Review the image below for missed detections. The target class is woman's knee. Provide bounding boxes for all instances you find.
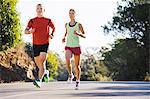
[75,65,80,70]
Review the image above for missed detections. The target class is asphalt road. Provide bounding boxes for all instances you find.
[0,81,150,99]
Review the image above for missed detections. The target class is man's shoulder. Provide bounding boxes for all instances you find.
[43,17,51,21]
[31,17,37,20]
[30,17,51,22]
[28,17,37,23]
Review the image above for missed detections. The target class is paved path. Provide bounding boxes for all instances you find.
[0,81,150,99]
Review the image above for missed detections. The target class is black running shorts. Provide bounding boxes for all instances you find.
[33,43,49,57]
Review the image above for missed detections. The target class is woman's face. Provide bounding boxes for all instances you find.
[69,10,75,20]
[36,5,44,15]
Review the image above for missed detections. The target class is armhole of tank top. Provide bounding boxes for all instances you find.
[76,22,80,31]
[66,23,69,28]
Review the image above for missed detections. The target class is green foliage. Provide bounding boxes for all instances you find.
[56,59,68,81]
[56,52,112,81]
[102,0,149,81]
[0,0,21,51]
[102,38,148,80]
[55,53,69,81]
[103,1,149,39]
[46,52,59,80]
[80,55,112,81]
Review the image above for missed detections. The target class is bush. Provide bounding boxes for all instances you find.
[0,0,21,51]
[80,55,111,81]
[46,52,59,80]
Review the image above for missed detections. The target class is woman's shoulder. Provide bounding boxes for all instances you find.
[65,22,69,27]
[77,22,81,25]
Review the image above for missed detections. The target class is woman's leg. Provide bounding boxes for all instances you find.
[65,50,73,75]
[74,55,81,81]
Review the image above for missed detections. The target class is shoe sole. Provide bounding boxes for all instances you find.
[75,87,79,90]
[33,81,41,88]
[67,75,74,83]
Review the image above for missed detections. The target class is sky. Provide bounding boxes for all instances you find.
[17,0,122,55]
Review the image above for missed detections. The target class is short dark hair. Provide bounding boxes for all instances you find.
[37,4,42,6]
[69,9,75,13]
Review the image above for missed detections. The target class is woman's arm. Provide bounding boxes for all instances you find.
[74,23,86,38]
[79,23,85,34]
[62,23,67,43]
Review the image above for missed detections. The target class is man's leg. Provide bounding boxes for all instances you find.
[34,52,47,79]
[33,44,48,87]
[33,55,42,88]
[38,52,47,80]
[34,56,40,79]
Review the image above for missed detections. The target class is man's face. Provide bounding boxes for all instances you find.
[36,5,44,15]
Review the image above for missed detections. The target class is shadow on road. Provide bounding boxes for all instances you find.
[72,92,150,97]
[71,82,150,97]
[96,85,150,90]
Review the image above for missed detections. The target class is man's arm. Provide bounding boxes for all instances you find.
[25,27,35,34]
[25,27,31,34]
[25,19,34,34]
[49,20,55,36]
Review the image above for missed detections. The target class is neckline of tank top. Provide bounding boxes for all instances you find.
[69,22,77,27]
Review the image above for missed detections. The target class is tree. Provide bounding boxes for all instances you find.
[80,53,111,81]
[56,56,68,81]
[102,38,147,80]
[102,0,149,80]
[0,0,21,51]
[103,0,149,67]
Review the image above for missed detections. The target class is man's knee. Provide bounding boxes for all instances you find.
[40,57,46,63]
[39,52,47,62]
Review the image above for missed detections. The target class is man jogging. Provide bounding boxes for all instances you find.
[25,4,55,88]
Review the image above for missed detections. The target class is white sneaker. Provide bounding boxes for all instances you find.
[75,81,80,90]
[67,74,74,83]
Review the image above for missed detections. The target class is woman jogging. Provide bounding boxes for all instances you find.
[62,9,86,90]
